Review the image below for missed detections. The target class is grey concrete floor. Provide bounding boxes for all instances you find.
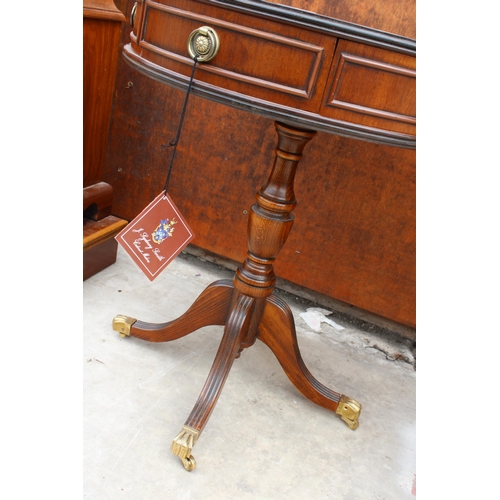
[83,247,416,499]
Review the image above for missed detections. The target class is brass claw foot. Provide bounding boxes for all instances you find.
[171,425,200,471]
[335,395,362,430]
[112,315,137,337]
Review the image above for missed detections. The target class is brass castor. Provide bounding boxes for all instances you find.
[180,455,196,471]
[335,395,362,430]
[171,425,199,471]
[112,315,136,337]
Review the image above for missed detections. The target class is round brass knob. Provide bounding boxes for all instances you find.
[187,26,220,63]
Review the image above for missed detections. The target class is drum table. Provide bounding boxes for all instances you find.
[112,0,416,471]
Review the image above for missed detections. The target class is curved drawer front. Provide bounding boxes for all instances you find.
[133,0,335,110]
[322,40,416,137]
[127,0,416,148]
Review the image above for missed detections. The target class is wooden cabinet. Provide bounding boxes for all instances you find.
[83,0,127,280]
[84,0,127,187]
[103,0,416,335]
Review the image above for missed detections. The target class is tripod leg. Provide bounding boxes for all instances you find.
[171,293,255,470]
[257,294,361,430]
[112,279,233,342]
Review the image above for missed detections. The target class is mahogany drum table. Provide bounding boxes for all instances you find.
[112,0,416,471]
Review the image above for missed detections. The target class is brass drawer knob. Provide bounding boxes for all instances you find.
[187,26,220,62]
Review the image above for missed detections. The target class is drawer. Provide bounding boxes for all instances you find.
[321,40,416,136]
[130,0,337,113]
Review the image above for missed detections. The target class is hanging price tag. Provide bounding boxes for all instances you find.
[115,191,195,281]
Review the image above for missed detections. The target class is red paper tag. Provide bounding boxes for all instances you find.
[115,192,195,281]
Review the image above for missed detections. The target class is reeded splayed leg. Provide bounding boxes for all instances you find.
[171,292,255,470]
[112,279,234,342]
[257,294,361,430]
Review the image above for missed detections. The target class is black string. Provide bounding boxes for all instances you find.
[163,56,199,194]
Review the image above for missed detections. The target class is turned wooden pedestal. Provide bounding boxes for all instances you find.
[113,122,361,470]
